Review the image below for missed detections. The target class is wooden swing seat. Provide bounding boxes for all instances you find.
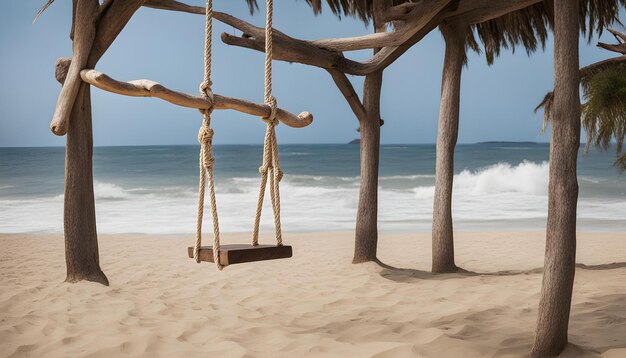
[188,244,292,267]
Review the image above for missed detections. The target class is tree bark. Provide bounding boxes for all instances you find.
[353,71,383,263]
[58,70,109,286]
[353,0,386,263]
[531,0,580,356]
[431,20,465,273]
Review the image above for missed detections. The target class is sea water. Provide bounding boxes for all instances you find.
[0,143,624,234]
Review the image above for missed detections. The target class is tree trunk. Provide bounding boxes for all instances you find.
[353,71,383,263]
[57,60,109,286]
[531,0,580,355]
[431,21,465,273]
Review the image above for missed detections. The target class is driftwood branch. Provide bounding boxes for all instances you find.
[88,0,148,66]
[145,0,543,76]
[50,0,98,136]
[597,29,626,55]
[310,0,453,52]
[80,69,313,128]
[55,57,72,84]
[327,69,367,122]
[447,0,543,24]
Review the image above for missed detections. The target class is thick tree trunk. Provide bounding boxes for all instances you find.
[352,3,386,264]
[431,21,465,273]
[56,60,108,286]
[531,0,580,356]
[353,71,383,263]
[64,84,109,285]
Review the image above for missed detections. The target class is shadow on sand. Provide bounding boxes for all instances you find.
[375,259,626,283]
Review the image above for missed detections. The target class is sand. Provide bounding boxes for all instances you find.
[1,231,625,357]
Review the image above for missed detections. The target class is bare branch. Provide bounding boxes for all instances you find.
[80,69,313,128]
[55,57,72,84]
[447,0,543,24]
[88,0,148,66]
[33,0,56,24]
[143,0,203,14]
[50,0,99,136]
[598,29,626,55]
[327,69,367,122]
[311,0,453,52]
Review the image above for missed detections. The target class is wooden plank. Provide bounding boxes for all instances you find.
[188,244,292,267]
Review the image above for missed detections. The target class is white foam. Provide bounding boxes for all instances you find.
[94,181,131,200]
[454,161,549,196]
[1,162,624,234]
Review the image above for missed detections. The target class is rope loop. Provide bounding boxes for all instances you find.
[259,164,271,175]
[199,80,214,100]
[262,96,278,125]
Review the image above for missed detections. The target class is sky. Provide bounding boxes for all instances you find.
[0,1,624,147]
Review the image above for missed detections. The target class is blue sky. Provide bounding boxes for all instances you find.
[0,1,624,146]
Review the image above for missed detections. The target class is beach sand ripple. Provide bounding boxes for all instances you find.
[0,232,625,357]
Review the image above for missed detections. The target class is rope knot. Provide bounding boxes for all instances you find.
[199,80,214,102]
[275,167,283,181]
[259,164,271,175]
[198,124,214,145]
[262,96,278,125]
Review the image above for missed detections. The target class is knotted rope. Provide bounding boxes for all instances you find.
[194,0,223,270]
[252,0,283,247]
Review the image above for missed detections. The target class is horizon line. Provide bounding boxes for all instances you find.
[0,141,554,149]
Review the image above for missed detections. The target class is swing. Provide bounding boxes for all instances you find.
[188,0,292,269]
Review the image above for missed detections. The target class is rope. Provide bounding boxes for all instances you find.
[252,0,283,247]
[194,0,223,270]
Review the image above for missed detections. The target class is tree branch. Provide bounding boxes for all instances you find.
[50,0,99,136]
[88,0,148,66]
[447,0,543,24]
[597,29,626,55]
[310,0,453,52]
[327,69,367,122]
[80,69,313,128]
[141,0,543,77]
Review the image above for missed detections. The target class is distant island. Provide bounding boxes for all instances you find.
[349,139,360,144]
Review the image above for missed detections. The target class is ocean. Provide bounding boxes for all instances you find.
[0,143,624,234]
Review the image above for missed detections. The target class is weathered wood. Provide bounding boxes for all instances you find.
[80,69,313,128]
[531,0,581,355]
[327,69,367,122]
[188,245,293,266]
[88,0,148,67]
[353,2,387,264]
[310,0,453,52]
[50,0,98,136]
[55,57,72,84]
[56,60,109,285]
[447,0,542,24]
[431,20,466,274]
[597,29,626,55]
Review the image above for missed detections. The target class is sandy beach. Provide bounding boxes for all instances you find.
[0,231,624,357]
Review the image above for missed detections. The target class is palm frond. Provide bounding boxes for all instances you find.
[535,91,554,135]
[615,152,626,171]
[581,66,626,169]
[469,0,626,65]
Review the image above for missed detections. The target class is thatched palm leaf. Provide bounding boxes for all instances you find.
[536,65,626,170]
[582,66,626,168]
[467,0,625,64]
